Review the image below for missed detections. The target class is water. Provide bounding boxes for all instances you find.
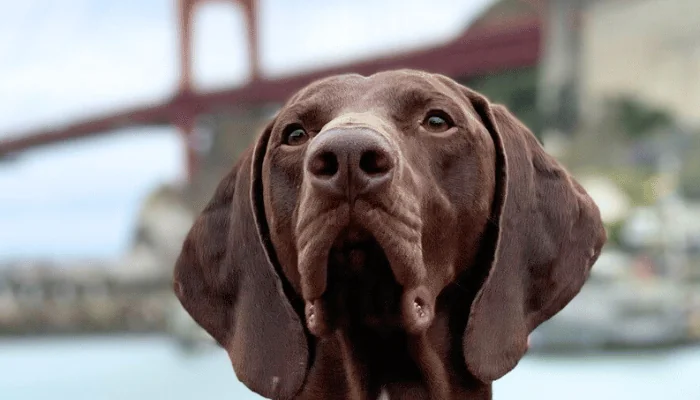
[1,335,698,400]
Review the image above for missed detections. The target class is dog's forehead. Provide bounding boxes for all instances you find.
[286,70,455,111]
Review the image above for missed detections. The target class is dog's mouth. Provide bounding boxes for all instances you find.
[325,227,402,328]
[298,212,434,337]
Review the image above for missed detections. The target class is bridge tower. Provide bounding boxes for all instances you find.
[176,0,260,180]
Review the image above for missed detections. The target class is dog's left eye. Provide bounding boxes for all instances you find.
[283,126,309,146]
[422,111,454,133]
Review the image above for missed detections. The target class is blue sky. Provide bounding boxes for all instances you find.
[0,0,493,261]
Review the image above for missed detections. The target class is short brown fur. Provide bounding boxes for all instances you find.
[173,70,606,400]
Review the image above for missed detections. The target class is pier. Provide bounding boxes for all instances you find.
[0,263,174,336]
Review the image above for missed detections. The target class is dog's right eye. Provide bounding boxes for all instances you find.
[421,110,454,133]
[283,126,309,146]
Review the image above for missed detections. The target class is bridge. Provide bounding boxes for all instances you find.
[0,0,545,179]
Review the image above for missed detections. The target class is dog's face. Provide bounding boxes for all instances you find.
[262,71,496,336]
[173,70,607,400]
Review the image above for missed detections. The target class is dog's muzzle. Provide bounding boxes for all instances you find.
[298,126,435,337]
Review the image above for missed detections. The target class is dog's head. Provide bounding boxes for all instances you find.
[173,70,606,399]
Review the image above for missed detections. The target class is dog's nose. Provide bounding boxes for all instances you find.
[306,128,395,200]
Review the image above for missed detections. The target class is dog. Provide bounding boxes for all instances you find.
[173,70,606,399]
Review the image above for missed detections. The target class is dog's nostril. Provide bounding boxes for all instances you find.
[309,151,339,177]
[413,297,427,318]
[359,150,392,176]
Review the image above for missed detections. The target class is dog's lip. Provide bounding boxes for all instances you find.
[295,198,425,300]
[313,224,436,336]
[298,207,436,336]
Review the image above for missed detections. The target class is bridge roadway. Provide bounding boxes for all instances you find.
[0,18,541,161]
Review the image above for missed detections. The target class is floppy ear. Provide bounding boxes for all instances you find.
[173,122,309,400]
[461,89,607,382]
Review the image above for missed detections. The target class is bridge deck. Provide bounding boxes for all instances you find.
[0,18,541,157]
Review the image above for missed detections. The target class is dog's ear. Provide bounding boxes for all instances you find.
[461,89,606,382]
[173,121,309,400]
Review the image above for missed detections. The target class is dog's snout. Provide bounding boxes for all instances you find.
[306,128,395,199]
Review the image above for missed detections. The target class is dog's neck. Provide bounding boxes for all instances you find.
[299,311,492,400]
[377,382,492,400]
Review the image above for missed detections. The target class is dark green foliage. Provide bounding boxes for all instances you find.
[605,97,674,139]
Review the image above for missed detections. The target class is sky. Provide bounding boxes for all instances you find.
[0,0,493,262]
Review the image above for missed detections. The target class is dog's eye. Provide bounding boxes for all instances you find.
[283,126,309,146]
[422,111,454,133]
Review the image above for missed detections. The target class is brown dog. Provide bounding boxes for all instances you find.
[172,70,606,400]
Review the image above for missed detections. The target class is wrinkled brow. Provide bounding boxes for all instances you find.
[280,101,336,128]
[390,87,458,120]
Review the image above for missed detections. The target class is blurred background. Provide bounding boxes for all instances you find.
[1,0,699,399]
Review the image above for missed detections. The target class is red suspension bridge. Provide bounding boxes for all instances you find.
[0,0,543,179]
